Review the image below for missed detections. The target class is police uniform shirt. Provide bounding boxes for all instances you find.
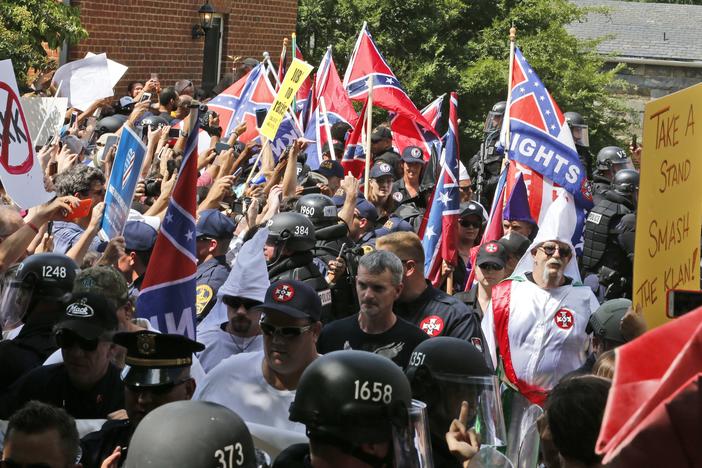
[317,314,428,369]
[393,282,489,358]
[0,363,124,419]
[80,419,132,468]
[195,255,231,318]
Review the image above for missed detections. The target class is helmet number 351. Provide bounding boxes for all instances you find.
[354,380,393,404]
[214,442,244,467]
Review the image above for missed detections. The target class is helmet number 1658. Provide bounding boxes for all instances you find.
[354,380,392,404]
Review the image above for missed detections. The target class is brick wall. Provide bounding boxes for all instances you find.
[67,0,298,95]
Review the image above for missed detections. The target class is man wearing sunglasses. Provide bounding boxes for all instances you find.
[80,331,204,468]
[481,236,599,406]
[2,401,81,468]
[0,292,123,420]
[195,280,322,434]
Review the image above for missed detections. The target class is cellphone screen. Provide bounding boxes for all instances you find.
[139,92,152,103]
[215,142,231,153]
[667,289,702,318]
[168,128,180,139]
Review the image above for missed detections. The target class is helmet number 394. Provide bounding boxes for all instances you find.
[213,442,245,467]
[354,380,393,404]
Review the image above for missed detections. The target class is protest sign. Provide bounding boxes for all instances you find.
[260,58,313,140]
[19,96,68,146]
[85,52,128,90]
[0,60,54,208]
[53,54,113,111]
[100,125,146,240]
[633,83,702,328]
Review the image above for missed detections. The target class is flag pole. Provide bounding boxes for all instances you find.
[363,75,373,197]
[319,96,336,161]
[502,26,517,170]
[291,32,298,113]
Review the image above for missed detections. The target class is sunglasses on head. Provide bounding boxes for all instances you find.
[222,296,262,310]
[55,330,99,351]
[479,262,504,271]
[0,461,51,468]
[459,219,481,229]
[259,321,312,338]
[539,244,572,258]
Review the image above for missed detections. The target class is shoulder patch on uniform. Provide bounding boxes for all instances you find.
[362,245,374,255]
[419,315,445,337]
[195,284,214,316]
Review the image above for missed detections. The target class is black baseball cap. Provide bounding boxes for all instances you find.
[252,280,321,321]
[401,146,425,164]
[370,162,395,179]
[498,231,531,259]
[124,221,158,252]
[476,241,508,269]
[313,159,344,179]
[371,126,392,142]
[114,331,205,387]
[54,292,119,340]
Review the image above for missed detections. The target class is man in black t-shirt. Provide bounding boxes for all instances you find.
[318,250,427,368]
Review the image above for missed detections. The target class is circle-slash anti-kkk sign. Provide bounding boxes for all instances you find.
[0,60,53,208]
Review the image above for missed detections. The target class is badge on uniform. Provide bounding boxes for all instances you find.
[362,245,374,255]
[195,284,214,316]
[136,333,157,355]
[392,192,404,202]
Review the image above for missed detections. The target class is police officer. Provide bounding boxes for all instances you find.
[469,101,505,207]
[296,193,357,321]
[582,169,639,299]
[281,350,432,467]
[265,212,332,322]
[80,331,204,468]
[591,146,635,204]
[194,209,235,320]
[124,401,264,468]
[564,111,593,179]
[406,337,506,467]
[0,253,78,391]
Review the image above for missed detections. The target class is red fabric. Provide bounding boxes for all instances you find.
[491,280,548,406]
[597,306,702,463]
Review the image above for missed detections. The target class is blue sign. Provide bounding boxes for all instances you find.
[100,125,146,239]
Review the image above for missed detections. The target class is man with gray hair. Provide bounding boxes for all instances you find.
[317,250,427,368]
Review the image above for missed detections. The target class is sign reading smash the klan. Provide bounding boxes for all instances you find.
[0,60,54,208]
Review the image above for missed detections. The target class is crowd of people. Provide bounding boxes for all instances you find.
[0,54,657,468]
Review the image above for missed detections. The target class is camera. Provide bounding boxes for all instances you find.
[144,178,162,197]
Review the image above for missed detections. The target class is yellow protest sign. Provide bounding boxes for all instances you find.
[633,83,702,328]
[260,58,313,140]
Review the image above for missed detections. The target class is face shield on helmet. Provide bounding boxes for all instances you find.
[0,273,33,332]
[569,123,589,148]
[414,371,507,448]
[390,399,433,468]
[483,111,504,134]
[612,159,635,174]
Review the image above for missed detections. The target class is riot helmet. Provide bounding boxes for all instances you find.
[95,114,127,135]
[612,169,640,206]
[266,211,316,259]
[0,253,78,331]
[484,101,506,134]
[564,111,589,148]
[595,146,634,180]
[406,337,507,448]
[125,401,262,468]
[289,350,432,467]
[295,194,339,228]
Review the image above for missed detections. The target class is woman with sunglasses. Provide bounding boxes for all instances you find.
[448,201,487,291]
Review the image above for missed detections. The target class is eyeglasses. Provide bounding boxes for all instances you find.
[259,321,313,338]
[459,219,481,229]
[479,263,504,271]
[222,296,262,310]
[538,244,572,258]
[55,330,99,351]
[0,460,51,468]
[126,379,190,396]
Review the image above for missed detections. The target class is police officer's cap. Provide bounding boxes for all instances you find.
[196,209,236,240]
[586,298,631,344]
[114,331,204,387]
[401,146,425,164]
[124,401,258,468]
[124,221,158,252]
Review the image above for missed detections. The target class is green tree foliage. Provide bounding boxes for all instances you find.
[297,0,631,156]
[0,0,87,86]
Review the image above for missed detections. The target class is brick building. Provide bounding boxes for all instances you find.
[63,0,298,95]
